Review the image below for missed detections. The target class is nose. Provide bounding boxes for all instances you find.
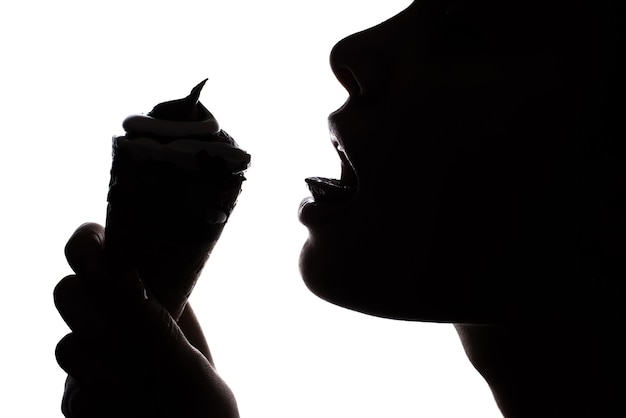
[329,2,421,99]
[329,25,393,99]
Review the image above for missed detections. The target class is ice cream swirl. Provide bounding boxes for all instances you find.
[115,79,250,174]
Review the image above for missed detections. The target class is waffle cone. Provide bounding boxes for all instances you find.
[104,135,246,320]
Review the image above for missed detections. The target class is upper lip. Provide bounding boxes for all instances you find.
[304,108,359,204]
[331,132,358,188]
[330,103,360,182]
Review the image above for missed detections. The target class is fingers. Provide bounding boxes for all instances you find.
[60,223,185,356]
[61,376,83,418]
[61,374,150,418]
[56,333,117,385]
[57,222,232,417]
[64,222,105,280]
[54,275,106,335]
[54,276,150,386]
[55,268,192,366]
[56,333,148,404]
[61,381,108,418]
[55,276,237,418]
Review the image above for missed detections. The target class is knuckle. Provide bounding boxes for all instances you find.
[53,275,78,314]
[55,333,75,365]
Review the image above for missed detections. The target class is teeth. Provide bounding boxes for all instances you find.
[305,177,356,203]
[334,143,357,186]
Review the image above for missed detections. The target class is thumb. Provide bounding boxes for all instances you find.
[62,223,207,367]
[107,270,225,397]
[104,269,190,357]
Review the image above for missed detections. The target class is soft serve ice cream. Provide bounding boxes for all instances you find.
[118,79,248,175]
[105,79,250,320]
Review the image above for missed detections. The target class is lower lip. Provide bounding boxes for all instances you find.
[298,196,341,227]
[298,197,318,226]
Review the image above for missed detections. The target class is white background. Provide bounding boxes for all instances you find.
[0,1,503,417]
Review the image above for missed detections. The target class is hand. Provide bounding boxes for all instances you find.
[54,223,239,417]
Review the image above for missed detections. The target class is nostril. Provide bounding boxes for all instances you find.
[333,65,363,97]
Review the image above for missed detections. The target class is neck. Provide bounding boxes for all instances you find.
[454,320,624,418]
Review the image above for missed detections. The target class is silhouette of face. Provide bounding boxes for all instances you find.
[299,1,603,322]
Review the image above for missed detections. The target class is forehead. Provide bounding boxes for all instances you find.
[433,0,598,21]
[433,0,611,43]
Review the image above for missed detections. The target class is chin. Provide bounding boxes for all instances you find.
[298,232,494,323]
[298,219,570,324]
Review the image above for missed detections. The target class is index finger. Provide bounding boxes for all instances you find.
[65,222,105,279]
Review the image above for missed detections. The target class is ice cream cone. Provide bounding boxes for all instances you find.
[104,80,250,320]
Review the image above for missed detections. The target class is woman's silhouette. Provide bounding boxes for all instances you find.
[55,1,624,416]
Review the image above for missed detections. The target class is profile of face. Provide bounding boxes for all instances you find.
[299,1,613,323]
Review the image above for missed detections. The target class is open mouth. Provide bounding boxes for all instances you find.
[305,139,358,204]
